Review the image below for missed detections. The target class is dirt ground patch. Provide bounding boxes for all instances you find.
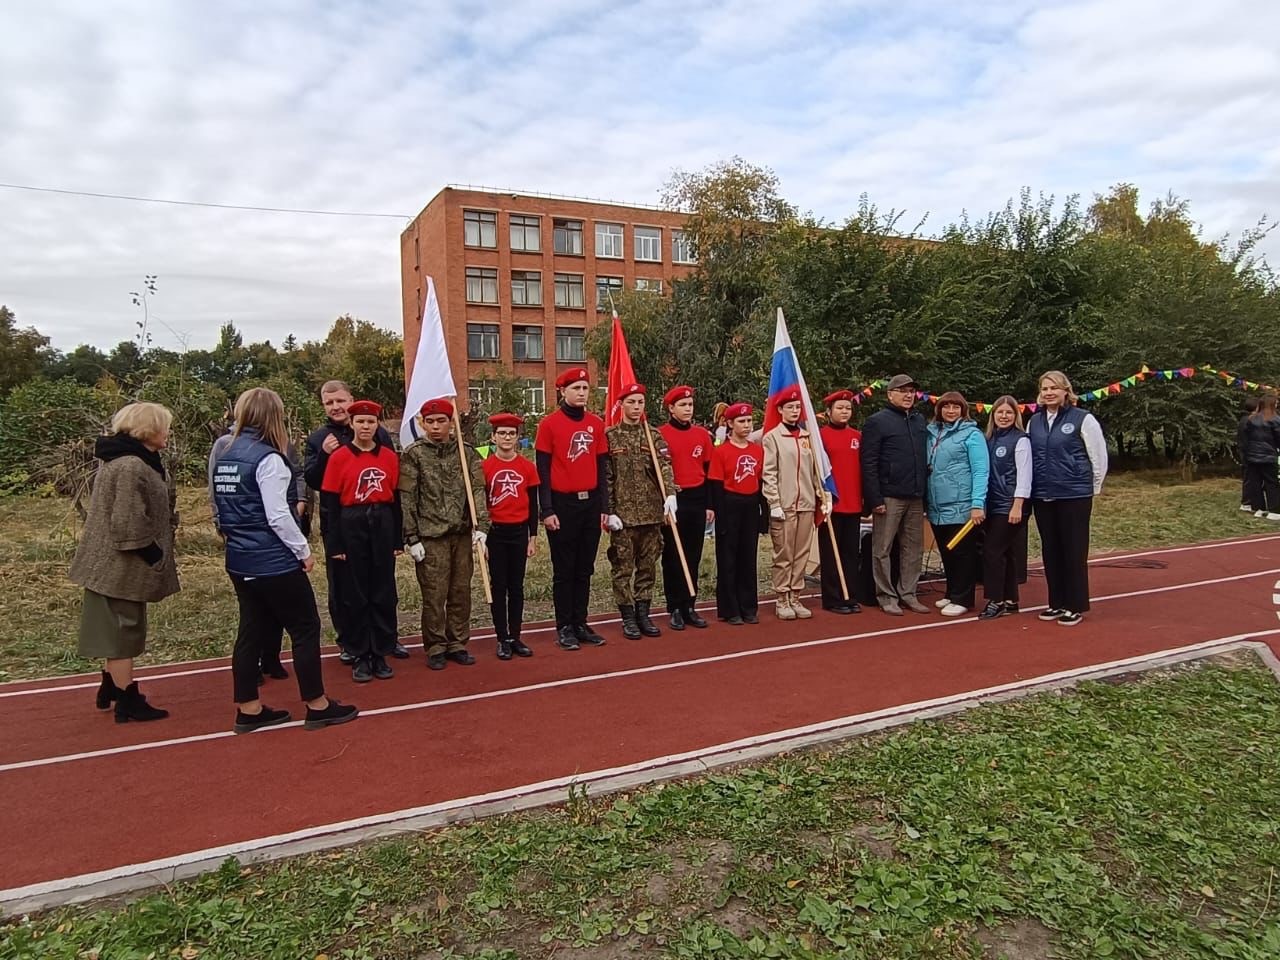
[975,917,1058,959]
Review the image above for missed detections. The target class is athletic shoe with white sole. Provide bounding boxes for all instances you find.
[1057,611,1083,626]
[941,603,969,617]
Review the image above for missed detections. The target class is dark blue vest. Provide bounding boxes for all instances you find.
[1028,406,1093,500]
[213,431,300,578]
[986,426,1027,515]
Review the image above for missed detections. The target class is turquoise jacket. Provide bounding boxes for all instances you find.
[925,419,990,526]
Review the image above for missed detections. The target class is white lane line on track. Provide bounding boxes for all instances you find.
[8,533,1280,698]
[5,566,1280,774]
[5,627,1278,911]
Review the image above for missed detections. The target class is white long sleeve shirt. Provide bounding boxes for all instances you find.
[1012,435,1033,500]
[257,455,311,561]
[1044,408,1108,494]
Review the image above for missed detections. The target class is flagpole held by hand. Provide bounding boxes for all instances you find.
[644,422,695,598]
[451,404,493,604]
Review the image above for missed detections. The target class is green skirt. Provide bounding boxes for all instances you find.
[78,589,148,659]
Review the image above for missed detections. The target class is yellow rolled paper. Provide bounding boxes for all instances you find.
[946,519,976,551]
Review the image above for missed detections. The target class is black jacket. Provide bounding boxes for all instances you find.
[860,403,928,508]
[1238,414,1280,465]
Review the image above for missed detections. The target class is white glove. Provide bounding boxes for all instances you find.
[663,495,678,518]
[407,542,426,563]
[472,530,487,548]
[770,506,785,520]
[605,514,624,532]
[820,492,833,516]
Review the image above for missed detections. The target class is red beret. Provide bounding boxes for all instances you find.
[348,400,382,418]
[619,383,646,399]
[555,367,590,389]
[724,402,754,420]
[488,413,523,430]
[773,387,803,408]
[823,390,854,407]
[419,397,454,419]
[664,385,694,406]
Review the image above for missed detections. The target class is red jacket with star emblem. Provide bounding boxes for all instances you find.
[659,421,713,490]
[708,440,765,496]
[820,423,863,514]
[321,442,400,507]
[483,453,540,535]
[534,407,609,493]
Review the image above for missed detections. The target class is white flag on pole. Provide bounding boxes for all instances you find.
[400,276,458,447]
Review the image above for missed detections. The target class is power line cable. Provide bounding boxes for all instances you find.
[0,181,412,219]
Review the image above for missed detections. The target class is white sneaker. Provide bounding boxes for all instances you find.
[1241,504,1254,512]
[1268,513,1280,521]
[941,603,969,617]
[935,597,951,609]
[1255,510,1267,518]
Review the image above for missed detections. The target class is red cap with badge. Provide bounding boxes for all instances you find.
[419,397,454,419]
[619,383,646,399]
[773,386,803,408]
[488,412,523,430]
[348,400,383,418]
[555,367,590,389]
[663,385,694,406]
[724,402,754,420]
[823,389,854,407]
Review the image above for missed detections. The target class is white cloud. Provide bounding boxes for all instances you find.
[0,0,1277,351]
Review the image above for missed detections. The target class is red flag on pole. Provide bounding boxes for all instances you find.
[605,309,639,427]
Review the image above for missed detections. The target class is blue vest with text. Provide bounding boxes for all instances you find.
[213,431,299,578]
[986,427,1027,515]
[1028,406,1093,500]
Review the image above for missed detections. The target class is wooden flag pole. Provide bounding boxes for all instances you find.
[811,429,849,601]
[450,404,493,604]
[643,420,696,597]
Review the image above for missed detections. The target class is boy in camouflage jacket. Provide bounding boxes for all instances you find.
[399,398,489,670]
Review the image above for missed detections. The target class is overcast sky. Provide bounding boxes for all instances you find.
[2,0,1277,352]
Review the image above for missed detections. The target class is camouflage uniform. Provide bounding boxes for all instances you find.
[399,437,489,657]
[604,421,675,605]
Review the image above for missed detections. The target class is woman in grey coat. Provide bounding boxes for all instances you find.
[69,402,180,722]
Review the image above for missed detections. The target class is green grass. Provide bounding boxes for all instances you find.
[5,659,1280,959]
[0,473,1266,682]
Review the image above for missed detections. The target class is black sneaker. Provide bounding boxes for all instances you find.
[234,705,292,734]
[427,653,447,670]
[372,656,394,680]
[1038,608,1065,621]
[743,613,759,624]
[446,649,476,665]
[303,699,359,730]
[723,615,744,625]
[352,659,374,683]
[1057,611,1083,626]
[496,639,513,661]
[556,626,580,651]
[1003,601,1020,614]
[338,650,356,665]
[511,638,533,657]
[574,623,606,646]
[390,641,411,660]
[978,601,1005,621]
[261,662,289,681]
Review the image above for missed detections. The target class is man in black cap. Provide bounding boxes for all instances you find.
[860,374,929,616]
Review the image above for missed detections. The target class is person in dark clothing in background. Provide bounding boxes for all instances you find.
[859,374,930,616]
[303,379,407,662]
[1239,391,1280,520]
[1238,395,1261,513]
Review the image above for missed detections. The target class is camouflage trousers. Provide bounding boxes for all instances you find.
[415,532,473,657]
[607,524,663,605]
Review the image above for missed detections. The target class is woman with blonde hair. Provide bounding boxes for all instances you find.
[978,396,1032,620]
[70,402,180,722]
[213,387,358,733]
[1027,371,1107,626]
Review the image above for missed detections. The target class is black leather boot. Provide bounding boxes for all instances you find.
[574,623,606,646]
[669,605,685,631]
[114,683,169,723]
[619,605,641,640]
[684,605,708,629]
[95,670,119,710]
[635,600,661,636]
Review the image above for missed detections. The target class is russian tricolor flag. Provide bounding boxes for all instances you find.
[763,307,838,501]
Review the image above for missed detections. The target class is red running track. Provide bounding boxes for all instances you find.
[5,534,1280,908]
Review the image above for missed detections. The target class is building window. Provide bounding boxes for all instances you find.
[595,222,623,259]
[466,323,499,360]
[464,210,497,248]
[595,275,623,313]
[553,218,584,255]
[555,327,586,362]
[523,378,546,414]
[672,230,695,264]
[634,226,661,262]
[468,379,500,409]
[511,270,542,306]
[554,273,585,309]
[465,266,499,304]
[510,214,540,252]
[635,278,663,294]
[512,325,544,361]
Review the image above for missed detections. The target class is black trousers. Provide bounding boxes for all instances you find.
[714,492,759,619]
[819,513,862,608]
[1033,497,1093,613]
[932,521,983,609]
[488,522,530,640]
[982,512,1028,604]
[547,491,602,628]
[662,485,707,609]
[334,504,399,662]
[231,569,325,704]
[1243,461,1280,512]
